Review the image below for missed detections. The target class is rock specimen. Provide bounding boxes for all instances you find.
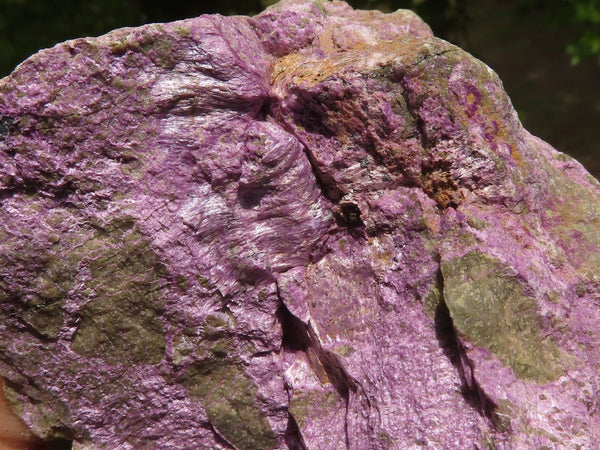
[1,0,599,448]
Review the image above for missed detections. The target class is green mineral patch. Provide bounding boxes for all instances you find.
[3,379,74,441]
[71,297,165,365]
[467,215,489,230]
[542,161,600,283]
[176,275,189,292]
[204,312,235,330]
[0,221,76,338]
[179,356,277,450]
[175,26,191,38]
[22,301,64,339]
[23,252,76,338]
[377,430,396,449]
[70,217,166,365]
[332,344,355,357]
[493,398,514,433]
[441,251,565,383]
[289,388,342,430]
[479,433,501,450]
[119,158,143,178]
[423,268,444,318]
[109,28,175,69]
[142,35,175,69]
[172,331,197,366]
[312,0,328,16]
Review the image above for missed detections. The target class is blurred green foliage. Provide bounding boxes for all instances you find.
[513,0,600,65]
[567,0,600,64]
[0,0,598,76]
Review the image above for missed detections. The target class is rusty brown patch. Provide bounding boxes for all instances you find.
[422,169,461,208]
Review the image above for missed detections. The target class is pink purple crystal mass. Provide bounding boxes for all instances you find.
[1,0,599,448]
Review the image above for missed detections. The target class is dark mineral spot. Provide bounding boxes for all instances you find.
[238,183,271,209]
[0,114,15,137]
[284,413,308,450]
[338,202,363,228]
[33,438,73,450]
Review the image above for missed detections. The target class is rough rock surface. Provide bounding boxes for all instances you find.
[1,0,599,448]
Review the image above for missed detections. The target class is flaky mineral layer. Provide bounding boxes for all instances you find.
[1,0,599,448]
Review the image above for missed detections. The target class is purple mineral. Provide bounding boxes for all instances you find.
[0,0,599,448]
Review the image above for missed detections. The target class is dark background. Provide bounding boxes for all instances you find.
[1,0,598,178]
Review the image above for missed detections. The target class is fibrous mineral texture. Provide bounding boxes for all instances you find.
[1,0,599,448]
